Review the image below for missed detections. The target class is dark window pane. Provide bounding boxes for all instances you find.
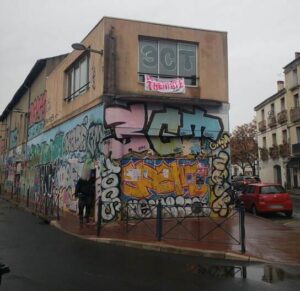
[74,65,80,96]
[80,56,88,87]
[260,185,285,194]
[178,43,196,77]
[139,40,158,75]
[159,42,177,76]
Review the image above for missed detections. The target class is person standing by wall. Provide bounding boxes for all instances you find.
[75,168,95,225]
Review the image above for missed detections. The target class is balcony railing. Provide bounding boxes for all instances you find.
[277,110,288,124]
[268,115,277,128]
[290,107,300,123]
[269,145,279,160]
[258,120,266,132]
[292,143,300,156]
[279,142,290,158]
[259,147,269,161]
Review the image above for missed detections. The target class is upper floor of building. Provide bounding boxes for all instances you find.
[45,17,228,129]
[0,17,229,152]
[254,52,300,161]
[255,52,300,134]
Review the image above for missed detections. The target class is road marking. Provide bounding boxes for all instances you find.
[290,195,300,200]
[284,220,296,225]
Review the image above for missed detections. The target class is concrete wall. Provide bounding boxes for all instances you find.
[99,101,230,220]
[103,17,228,102]
[1,18,230,220]
[26,105,103,212]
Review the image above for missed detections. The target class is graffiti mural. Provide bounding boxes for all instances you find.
[210,150,231,216]
[104,103,223,158]
[9,129,17,149]
[26,106,103,212]
[103,102,231,218]
[28,91,47,140]
[121,159,209,199]
[2,100,230,220]
[100,155,121,221]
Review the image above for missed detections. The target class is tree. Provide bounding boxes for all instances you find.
[230,120,258,176]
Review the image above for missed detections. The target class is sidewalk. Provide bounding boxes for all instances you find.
[2,192,300,265]
[51,208,300,265]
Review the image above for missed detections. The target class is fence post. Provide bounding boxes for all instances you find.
[239,202,246,253]
[45,194,48,216]
[96,197,102,237]
[125,202,129,233]
[156,199,162,241]
[56,194,60,221]
[26,189,29,208]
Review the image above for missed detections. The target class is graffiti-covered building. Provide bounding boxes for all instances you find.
[0,55,66,197]
[0,17,230,221]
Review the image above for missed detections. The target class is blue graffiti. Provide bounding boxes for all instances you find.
[180,108,222,141]
[28,120,44,140]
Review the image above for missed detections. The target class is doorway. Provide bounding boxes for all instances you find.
[273,165,282,185]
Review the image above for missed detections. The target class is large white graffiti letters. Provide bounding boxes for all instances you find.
[87,123,103,158]
[126,196,211,219]
[101,156,121,221]
[211,151,231,216]
[64,118,88,153]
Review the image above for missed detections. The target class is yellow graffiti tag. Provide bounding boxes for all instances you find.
[210,133,230,150]
[122,160,209,199]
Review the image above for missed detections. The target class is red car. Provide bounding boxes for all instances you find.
[239,183,293,217]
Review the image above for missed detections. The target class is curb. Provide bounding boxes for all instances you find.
[50,220,265,264]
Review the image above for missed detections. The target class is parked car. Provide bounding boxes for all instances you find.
[232,176,257,191]
[239,183,293,217]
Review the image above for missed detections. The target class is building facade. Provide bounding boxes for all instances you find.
[0,17,230,220]
[255,52,300,188]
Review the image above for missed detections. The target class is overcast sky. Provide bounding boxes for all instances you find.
[0,0,299,130]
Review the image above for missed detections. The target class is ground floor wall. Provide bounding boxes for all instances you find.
[259,158,288,187]
[25,105,103,212]
[0,100,231,219]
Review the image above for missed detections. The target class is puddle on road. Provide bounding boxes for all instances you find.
[186,262,300,284]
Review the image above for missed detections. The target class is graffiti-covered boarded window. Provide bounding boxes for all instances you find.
[139,38,197,86]
[65,54,89,102]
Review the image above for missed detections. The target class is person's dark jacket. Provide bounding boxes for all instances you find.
[75,178,95,199]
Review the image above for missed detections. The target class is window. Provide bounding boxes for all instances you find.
[247,186,256,194]
[260,185,285,194]
[270,103,275,115]
[272,133,277,146]
[280,98,285,111]
[261,109,265,120]
[294,94,299,108]
[263,136,267,148]
[139,38,197,85]
[292,68,298,88]
[297,127,300,143]
[282,130,287,143]
[66,54,89,101]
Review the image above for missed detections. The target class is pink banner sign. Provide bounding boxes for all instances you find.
[145,75,185,93]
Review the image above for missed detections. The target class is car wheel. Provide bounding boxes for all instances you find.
[285,211,293,218]
[251,205,257,216]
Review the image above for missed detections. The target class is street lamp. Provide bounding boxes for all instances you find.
[71,43,103,55]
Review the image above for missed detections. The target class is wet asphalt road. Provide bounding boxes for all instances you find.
[1,198,300,291]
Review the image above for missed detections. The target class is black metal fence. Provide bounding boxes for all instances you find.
[33,192,60,222]
[97,199,246,253]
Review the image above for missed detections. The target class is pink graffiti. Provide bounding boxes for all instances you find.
[29,91,47,125]
[105,104,150,158]
[0,140,6,153]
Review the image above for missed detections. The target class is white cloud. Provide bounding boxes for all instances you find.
[0,0,299,130]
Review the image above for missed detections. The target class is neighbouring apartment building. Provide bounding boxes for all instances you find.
[255,52,300,188]
[0,17,230,221]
